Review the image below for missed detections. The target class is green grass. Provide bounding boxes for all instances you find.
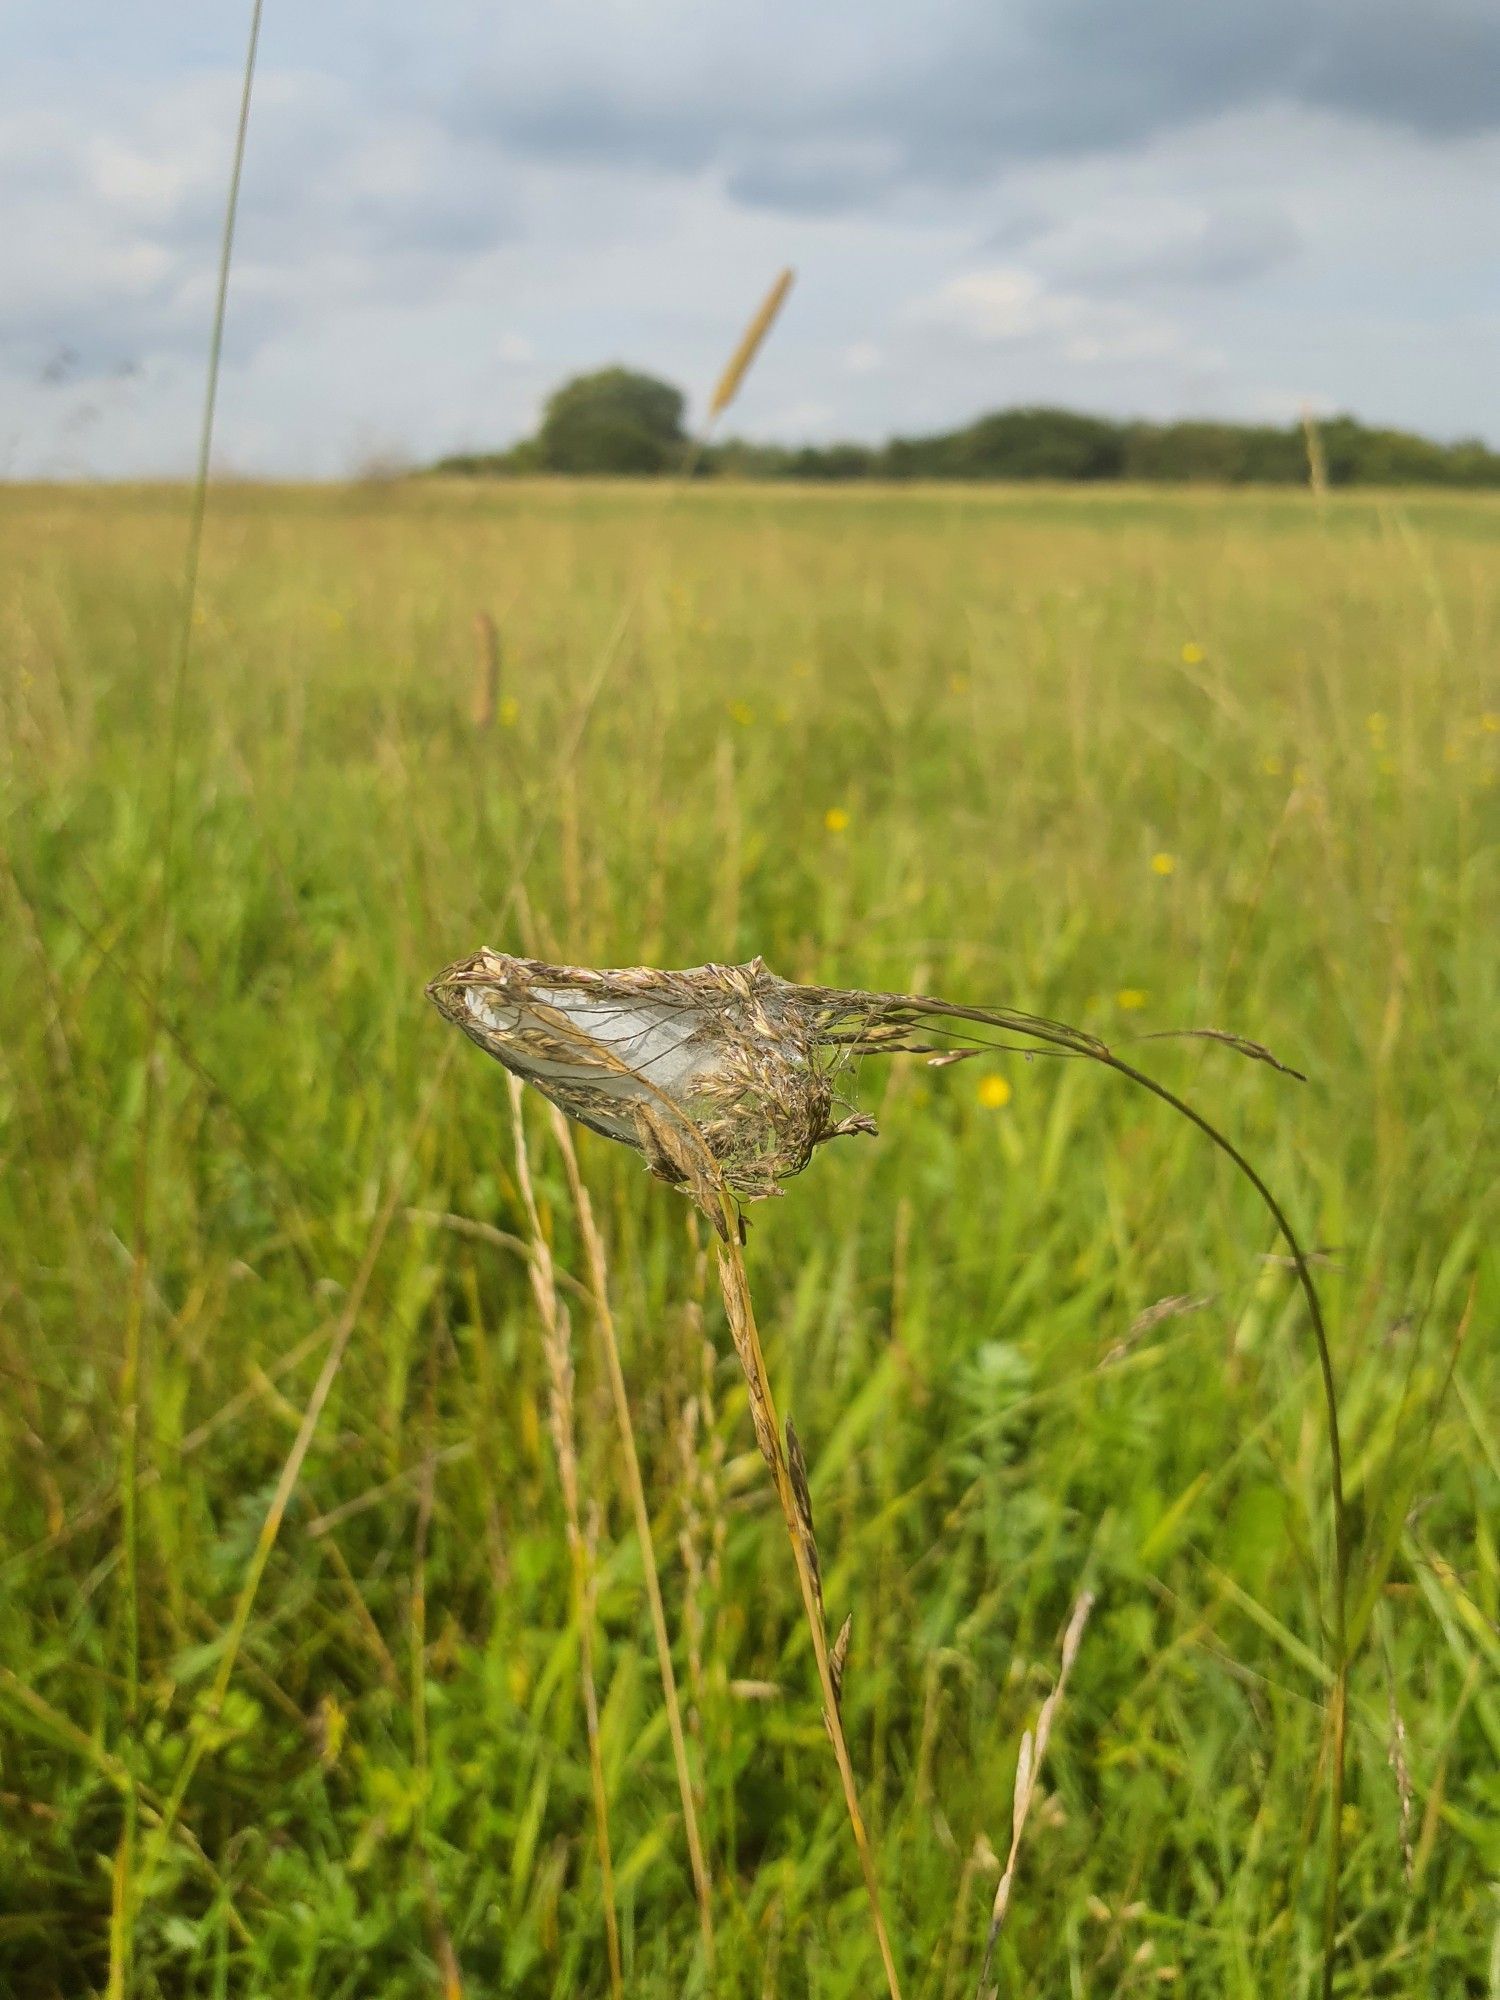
[1,478,1497,1997]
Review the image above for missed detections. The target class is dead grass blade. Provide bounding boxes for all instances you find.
[975,1590,1094,1999]
[548,1109,718,1970]
[509,1074,624,2000]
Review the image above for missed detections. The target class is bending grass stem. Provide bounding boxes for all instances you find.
[715,1200,905,2000]
[1100,1052,1347,2000]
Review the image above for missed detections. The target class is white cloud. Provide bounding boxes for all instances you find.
[841,341,883,374]
[757,398,838,435]
[991,193,1299,291]
[912,265,1208,366]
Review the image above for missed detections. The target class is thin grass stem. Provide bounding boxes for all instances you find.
[1095,1051,1348,2000]
[714,1196,905,2000]
[510,1078,624,1999]
[549,1111,718,1971]
[116,9,263,1990]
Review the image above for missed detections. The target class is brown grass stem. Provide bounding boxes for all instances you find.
[974,1589,1094,1999]
[508,1076,624,2000]
[714,1196,905,2000]
[411,1370,465,1999]
[549,1110,717,1970]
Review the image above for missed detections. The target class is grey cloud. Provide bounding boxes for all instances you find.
[0,74,517,367]
[724,143,907,215]
[990,199,1303,294]
[448,0,1500,214]
[1141,210,1301,289]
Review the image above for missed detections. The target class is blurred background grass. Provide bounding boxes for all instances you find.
[1,479,1496,1996]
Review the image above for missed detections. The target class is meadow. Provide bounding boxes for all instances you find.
[1,477,1496,1997]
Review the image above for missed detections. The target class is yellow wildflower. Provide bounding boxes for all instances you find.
[498,695,520,728]
[824,806,850,833]
[1481,712,1500,734]
[1181,642,1205,665]
[729,700,754,727]
[1150,851,1176,877]
[1116,988,1148,1011]
[978,1074,1012,1109]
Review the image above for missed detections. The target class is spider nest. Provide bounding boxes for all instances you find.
[425,948,1291,1224]
[427,951,881,1212]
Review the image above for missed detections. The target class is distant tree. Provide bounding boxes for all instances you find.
[882,409,1124,480]
[1121,421,1304,484]
[535,368,687,475]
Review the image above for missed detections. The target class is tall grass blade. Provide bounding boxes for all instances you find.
[116,5,263,1987]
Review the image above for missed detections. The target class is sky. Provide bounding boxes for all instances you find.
[3,1,1498,477]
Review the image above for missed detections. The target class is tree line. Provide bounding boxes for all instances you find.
[433,367,1500,488]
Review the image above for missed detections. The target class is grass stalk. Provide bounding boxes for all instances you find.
[714,1195,905,2000]
[1096,1050,1348,2000]
[509,1076,624,2000]
[115,8,263,1989]
[549,1110,717,1970]
[974,1589,1094,1998]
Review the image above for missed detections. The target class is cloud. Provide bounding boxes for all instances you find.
[912,265,1213,367]
[438,0,1500,214]
[0,70,517,370]
[841,342,883,375]
[2,5,1499,473]
[993,197,1301,292]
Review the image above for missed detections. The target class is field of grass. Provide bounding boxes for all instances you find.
[2,478,1497,1998]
